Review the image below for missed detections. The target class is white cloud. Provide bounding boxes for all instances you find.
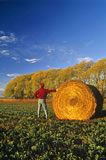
[7,73,20,77]
[33,44,55,54]
[24,58,40,63]
[0,88,4,91]
[0,50,9,55]
[11,57,18,60]
[77,57,92,62]
[9,33,16,42]
[48,47,55,53]
[0,32,16,43]
[0,35,9,41]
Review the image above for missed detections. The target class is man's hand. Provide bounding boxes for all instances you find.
[56,88,58,92]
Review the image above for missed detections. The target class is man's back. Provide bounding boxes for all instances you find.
[34,87,56,99]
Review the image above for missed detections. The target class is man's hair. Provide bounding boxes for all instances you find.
[40,83,44,88]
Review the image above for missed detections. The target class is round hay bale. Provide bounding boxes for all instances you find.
[53,80,103,121]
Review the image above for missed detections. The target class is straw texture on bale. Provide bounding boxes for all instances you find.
[53,80,103,121]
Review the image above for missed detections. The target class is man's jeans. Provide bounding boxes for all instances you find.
[38,99,48,119]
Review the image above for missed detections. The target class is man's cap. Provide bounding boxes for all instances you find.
[40,83,44,88]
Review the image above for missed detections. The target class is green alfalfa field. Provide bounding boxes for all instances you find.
[0,99,106,160]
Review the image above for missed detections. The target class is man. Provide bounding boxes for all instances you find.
[34,83,57,119]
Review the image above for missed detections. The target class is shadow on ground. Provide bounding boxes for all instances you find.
[100,110,106,118]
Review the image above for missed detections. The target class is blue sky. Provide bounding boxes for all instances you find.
[0,0,106,93]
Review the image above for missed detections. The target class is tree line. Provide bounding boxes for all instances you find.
[3,58,106,99]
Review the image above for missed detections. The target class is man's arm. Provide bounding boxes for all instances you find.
[34,90,39,99]
[46,89,56,93]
